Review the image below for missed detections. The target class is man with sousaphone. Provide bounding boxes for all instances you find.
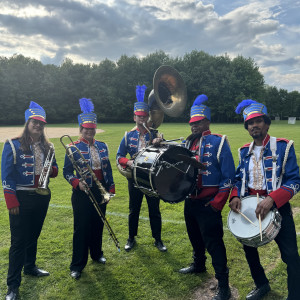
[116,84,167,252]
[1,101,58,300]
[229,100,300,300]
[179,95,235,300]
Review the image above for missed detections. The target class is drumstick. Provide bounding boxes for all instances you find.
[237,210,257,227]
[257,193,263,242]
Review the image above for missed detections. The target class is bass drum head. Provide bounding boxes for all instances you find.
[153,146,197,203]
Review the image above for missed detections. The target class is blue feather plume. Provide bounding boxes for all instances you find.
[193,94,208,106]
[79,98,94,113]
[29,101,43,109]
[235,99,257,114]
[136,85,147,102]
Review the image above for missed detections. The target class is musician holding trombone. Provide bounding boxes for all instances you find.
[1,101,58,300]
[63,98,115,280]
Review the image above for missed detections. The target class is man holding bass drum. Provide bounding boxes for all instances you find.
[229,100,300,300]
[116,85,167,252]
[179,95,235,300]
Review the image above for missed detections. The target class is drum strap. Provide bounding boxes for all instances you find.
[124,131,128,147]
[7,139,17,165]
[277,140,294,189]
[270,137,277,191]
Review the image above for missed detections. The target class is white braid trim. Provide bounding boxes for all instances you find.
[277,140,294,189]
[217,135,228,163]
[7,139,17,165]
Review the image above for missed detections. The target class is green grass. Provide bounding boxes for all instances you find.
[0,121,299,300]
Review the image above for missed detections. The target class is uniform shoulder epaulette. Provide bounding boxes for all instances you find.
[68,140,80,146]
[211,133,223,138]
[130,126,137,132]
[276,138,290,143]
[240,143,251,149]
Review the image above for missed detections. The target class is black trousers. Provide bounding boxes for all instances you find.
[127,179,162,240]
[70,186,106,272]
[243,202,300,300]
[184,198,229,287]
[7,190,50,289]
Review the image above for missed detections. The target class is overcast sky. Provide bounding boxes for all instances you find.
[1,0,299,92]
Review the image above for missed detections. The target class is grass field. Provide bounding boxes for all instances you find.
[0,121,299,300]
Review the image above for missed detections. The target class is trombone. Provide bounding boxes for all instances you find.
[60,134,120,252]
[36,145,55,195]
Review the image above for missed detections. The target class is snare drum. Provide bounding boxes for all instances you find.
[133,145,197,203]
[227,195,282,247]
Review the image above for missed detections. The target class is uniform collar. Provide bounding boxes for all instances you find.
[136,128,148,135]
[248,134,270,155]
[202,130,211,137]
[80,137,95,145]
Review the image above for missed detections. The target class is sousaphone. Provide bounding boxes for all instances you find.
[117,65,187,178]
[148,65,187,129]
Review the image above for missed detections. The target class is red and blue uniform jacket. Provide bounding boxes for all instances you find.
[63,138,115,193]
[1,138,58,209]
[230,134,300,208]
[186,130,235,211]
[116,128,157,167]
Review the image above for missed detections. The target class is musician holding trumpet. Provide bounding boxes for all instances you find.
[229,100,300,300]
[1,101,58,300]
[63,98,115,280]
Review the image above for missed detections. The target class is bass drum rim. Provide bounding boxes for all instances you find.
[133,145,197,204]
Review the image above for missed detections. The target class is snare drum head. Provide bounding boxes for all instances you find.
[153,145,197,203]
[227,195,274,239]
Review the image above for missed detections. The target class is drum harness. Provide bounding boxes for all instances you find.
[240,136,294,197]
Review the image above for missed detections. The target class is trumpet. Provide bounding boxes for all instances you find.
[60,135,120,251]
[36,145,55,195]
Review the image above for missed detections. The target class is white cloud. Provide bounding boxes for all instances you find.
[0,0,299,91]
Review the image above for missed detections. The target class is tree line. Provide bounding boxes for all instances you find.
[0,51,299,125]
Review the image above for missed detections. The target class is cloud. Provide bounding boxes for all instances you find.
[0,0,299,91]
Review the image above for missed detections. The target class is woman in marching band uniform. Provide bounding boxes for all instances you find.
[63,98,115,280]
[1,101,58,300]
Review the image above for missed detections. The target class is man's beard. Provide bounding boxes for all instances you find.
[186,132,203,141]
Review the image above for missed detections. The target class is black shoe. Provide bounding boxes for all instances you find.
[24,266,49,277]
[124,237,136,251]
[70,270,81,280]
[178,263,206,274]
[154,240,167,252]
[5,288,18,300]
[95,255,106,264]
[246,283,271,300]
[212,286,231,300]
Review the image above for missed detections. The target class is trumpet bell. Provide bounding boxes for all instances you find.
[36,187,50,195]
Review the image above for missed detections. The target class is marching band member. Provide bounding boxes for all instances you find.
[63,98,115,280]
[229,100,300,300]
[116,85,166,252]
[179,95,235,300]
[1,101,58,300]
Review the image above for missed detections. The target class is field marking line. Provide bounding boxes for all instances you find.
[1,199,300,235]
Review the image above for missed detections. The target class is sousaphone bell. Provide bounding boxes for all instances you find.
[148,65,187,129]
[117,65,187,178]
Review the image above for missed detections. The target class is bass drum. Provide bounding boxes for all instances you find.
[133,145,197,203]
